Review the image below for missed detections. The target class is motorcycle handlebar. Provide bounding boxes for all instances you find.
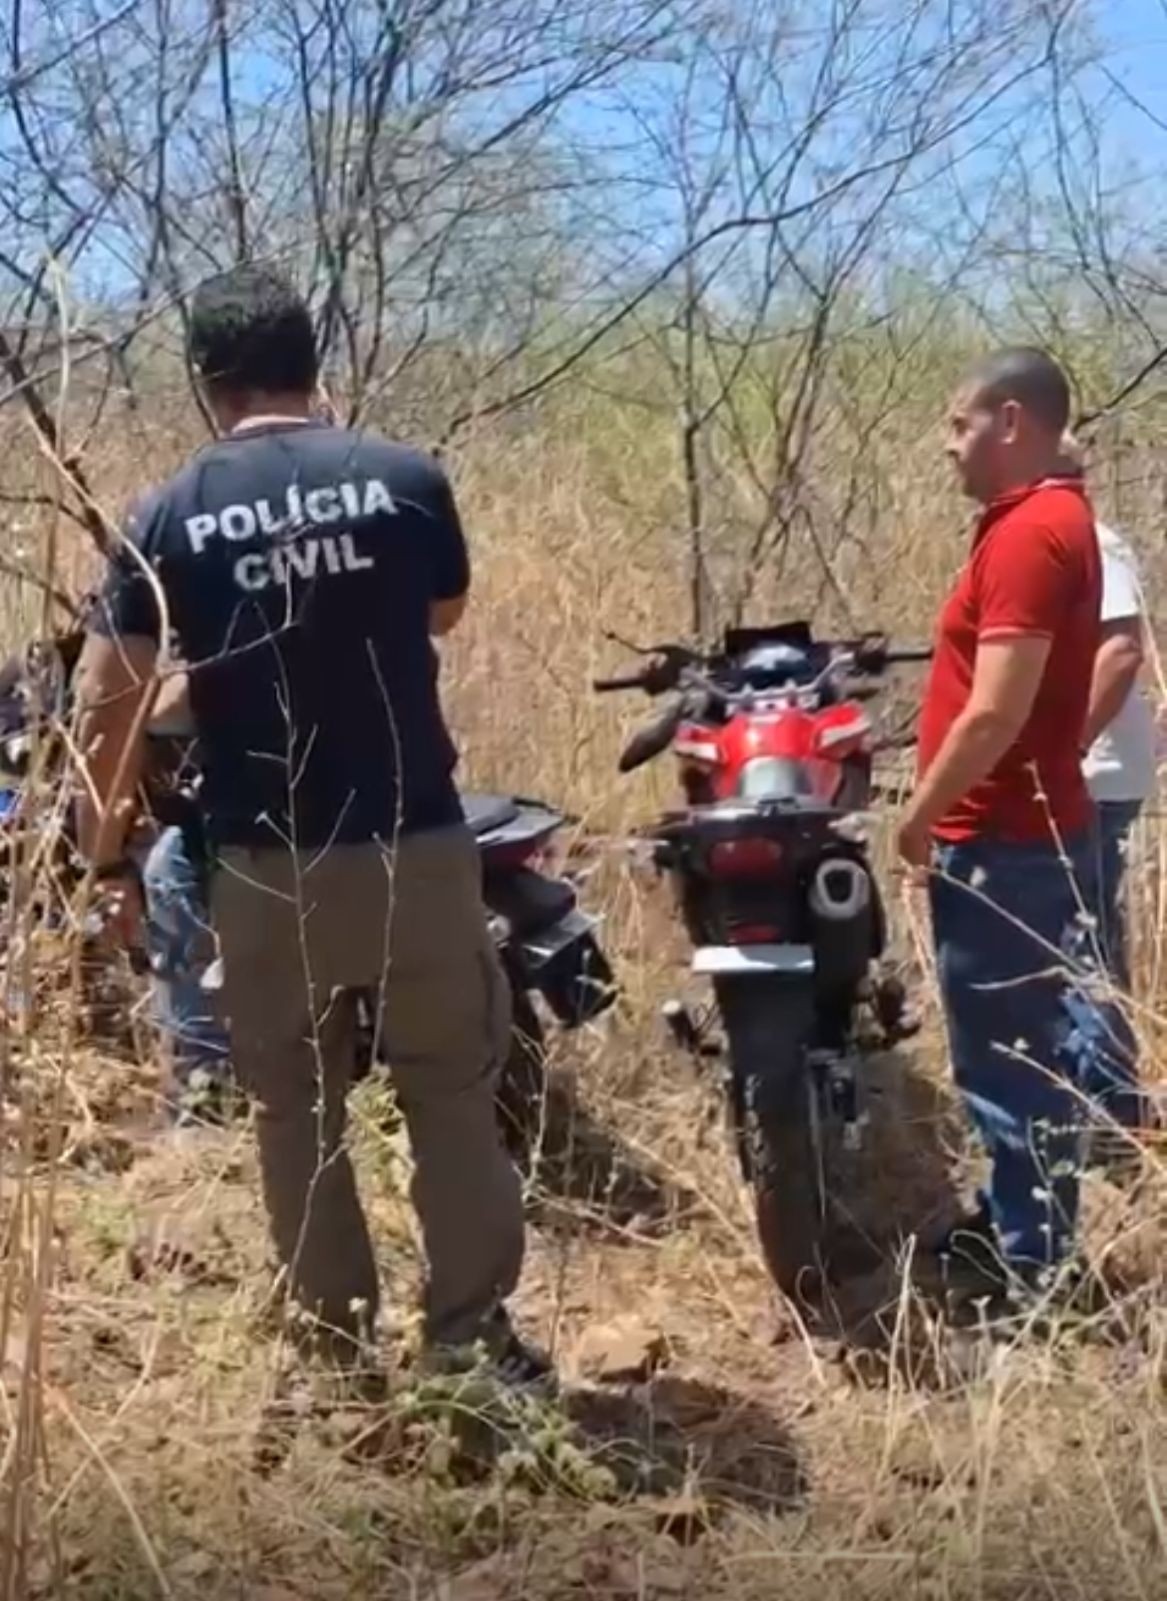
[593,673,649,693]
[851,640,932,674]
[594,639,931,699]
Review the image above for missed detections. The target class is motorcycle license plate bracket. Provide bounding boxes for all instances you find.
[519,905,595,969]
[691,943,815,976]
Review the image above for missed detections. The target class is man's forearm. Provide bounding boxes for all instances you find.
[1082,653,1140,749]
[74,633,160,865]
[76,703,149,866]
[148,668,190,733]
[908,709,1021,832]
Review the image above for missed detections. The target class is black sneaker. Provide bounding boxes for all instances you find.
[1084,1124,1145,1185]
[947,1254,1110,1365]
[168,1067,223,1125]
[169,1067,244,1130]
[420,1312,557,1395]
[492,1325,556,1393]
[933,1206,1010,1306]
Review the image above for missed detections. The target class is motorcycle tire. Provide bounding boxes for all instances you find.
[717,977,833,1307]
[494,980,549,1171]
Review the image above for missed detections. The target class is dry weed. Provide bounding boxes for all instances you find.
[0,395,1163,1599]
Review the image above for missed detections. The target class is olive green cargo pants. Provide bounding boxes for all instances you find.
[211,825,524,1353]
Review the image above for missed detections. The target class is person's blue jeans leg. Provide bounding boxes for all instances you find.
[142,825,230,1094]
[929,835,1094,1282]
[1083,799,1143,1127]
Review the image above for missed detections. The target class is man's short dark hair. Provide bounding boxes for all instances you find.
[965,346,1071,436]
[189,265,318,395]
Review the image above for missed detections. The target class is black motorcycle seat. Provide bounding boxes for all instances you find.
[462,792,521,837]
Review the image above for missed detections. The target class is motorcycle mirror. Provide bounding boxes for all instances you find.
[640,654,687,695]
[603,627,660,657]
[618,702,685,773]
[852,633,890,673]
[603,630,695,670]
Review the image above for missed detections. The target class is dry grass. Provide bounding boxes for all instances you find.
[0,384,1165,1599]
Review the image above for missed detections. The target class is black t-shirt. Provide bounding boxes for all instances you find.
[93,420,468,848]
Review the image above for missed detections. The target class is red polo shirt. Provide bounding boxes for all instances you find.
[917,479,1101,842]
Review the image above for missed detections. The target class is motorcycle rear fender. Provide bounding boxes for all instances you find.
[516,906,616,1026]
[518,905,595,967]
[484,865,576,938]
[474,799,565,872]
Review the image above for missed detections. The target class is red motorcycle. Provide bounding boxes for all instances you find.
[595,621,930,1304]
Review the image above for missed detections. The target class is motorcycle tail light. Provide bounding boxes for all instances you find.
[481,828,559,870]
[708,838,784,879]
[728,922,782,945]
[481,840,540,870]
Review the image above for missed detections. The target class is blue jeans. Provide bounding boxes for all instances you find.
[930,834,1096,1276]
[143,825,230,1087]
[1083,800,1142,1126]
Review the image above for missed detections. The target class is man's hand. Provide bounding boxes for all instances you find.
[896,811,933,879]
[429,593,467,636]
[907,635,1051,842]
[148,667,191,735]
[92,869,147,962]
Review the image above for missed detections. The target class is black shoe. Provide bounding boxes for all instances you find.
[169,1067,242,1129]
[1084,1123,1146,1184]
[1027,1256,1113,1322]
[492,1325,556,1392]
[420,1312,557,1395]
[932,1205,1010,1304]
[951,1253,1110,1353]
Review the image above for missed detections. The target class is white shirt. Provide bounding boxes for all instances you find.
[1082,523,1156,804]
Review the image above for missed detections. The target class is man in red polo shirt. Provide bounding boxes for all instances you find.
[898,347,1101,1299]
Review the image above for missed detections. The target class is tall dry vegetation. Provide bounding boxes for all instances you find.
[0,0,1165,1596]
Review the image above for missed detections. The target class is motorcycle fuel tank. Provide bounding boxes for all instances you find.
[675,700,871,805]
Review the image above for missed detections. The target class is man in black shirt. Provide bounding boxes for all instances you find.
[75,266,537,1380]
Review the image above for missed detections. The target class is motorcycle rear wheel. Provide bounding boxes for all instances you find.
[493,978,549,1170]
[717,978,833,1306]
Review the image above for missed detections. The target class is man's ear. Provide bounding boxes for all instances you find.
[196,375,233,436]
[998,398,1021,446]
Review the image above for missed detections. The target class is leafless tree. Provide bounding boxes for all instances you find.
[0,0,1162,621]
[593,0,1102,636]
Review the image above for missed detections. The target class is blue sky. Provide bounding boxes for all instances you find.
[4,0,1164,313]
[1098,0,1167,147]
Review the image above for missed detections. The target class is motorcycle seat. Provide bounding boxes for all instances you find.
[462,792,521,837]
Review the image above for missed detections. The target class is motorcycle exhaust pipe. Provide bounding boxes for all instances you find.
[808,857,871,921]
[808,857,874,997]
